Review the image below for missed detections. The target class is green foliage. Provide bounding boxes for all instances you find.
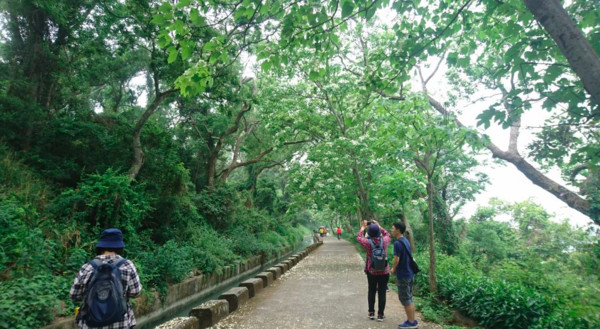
[418,254,553,329]
[1,0,598,328]
[0,274,70,329]
[0,197,49,278]
[51,168,152,235]
[195,186,236,230]
[136,240,194,297]
[413,295,454,325]
[225,206,304,257]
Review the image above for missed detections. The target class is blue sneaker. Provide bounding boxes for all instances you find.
[398,320,418,328]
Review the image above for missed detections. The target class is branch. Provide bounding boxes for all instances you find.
[427,95,591,218]
[375,90,405,101]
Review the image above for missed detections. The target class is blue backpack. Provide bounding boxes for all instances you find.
[81,258,128,327]
[368,238,387,271]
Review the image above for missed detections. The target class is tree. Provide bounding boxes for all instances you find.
[429,0,600,222]
[522,0,600,108]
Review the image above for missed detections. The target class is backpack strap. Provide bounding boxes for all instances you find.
[88,257,128,270]
[88,258,103,270]
[368,237,383,250]
[398,238,415,260]
[113,258,128,269]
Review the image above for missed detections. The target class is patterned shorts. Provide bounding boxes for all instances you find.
[397,277,414,306]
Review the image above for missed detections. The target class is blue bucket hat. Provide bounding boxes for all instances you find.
[96,228,125,248]
[367,224,381,238]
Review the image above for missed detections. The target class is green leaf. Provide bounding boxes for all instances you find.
[167,46,178,63]
[259,4,270,15]
[308,70,320,81]
[341,0,355,18]
[172,19,186,35]
[447,52,458,65]
[203,41,217,51]
[159,2,172,13]
[190,9,205,26]
[234,7,245,21]
[261,60,272,71]
[365,6,377,20]
[180,40,194,60]
[151,14,167,26]
[209,51,220,64]
[256,50,269,60]
[157,33,172,48]
[176,0,191,9]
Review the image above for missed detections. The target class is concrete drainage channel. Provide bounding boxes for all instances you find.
[40,237,319,329]
[154,242,322,329]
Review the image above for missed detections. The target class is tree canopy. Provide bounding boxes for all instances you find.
[0,0,599,328]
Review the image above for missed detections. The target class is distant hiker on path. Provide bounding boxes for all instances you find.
[356,220,391,322]
[70,228,142,329]
[319,226,327,237]
[336,226,342,239]
[391,222,418,329]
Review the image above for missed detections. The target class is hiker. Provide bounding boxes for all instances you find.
[336,226,342,240]
[319,226,326,237]
[70,228,142,329]
[390,221,418,328]
[356,220,391,322]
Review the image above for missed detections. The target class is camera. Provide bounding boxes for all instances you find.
[366,221,373,226]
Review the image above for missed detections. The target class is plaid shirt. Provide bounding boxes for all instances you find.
[356,227,391,275]
[70,255,142,329]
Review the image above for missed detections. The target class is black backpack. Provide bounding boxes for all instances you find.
[368,238,387,271]
[80,258,128,327]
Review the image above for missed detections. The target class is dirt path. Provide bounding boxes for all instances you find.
[211,236,442,329]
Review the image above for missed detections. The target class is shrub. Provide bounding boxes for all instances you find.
[195,186,236,230]
[0,275,66,329]
[418,254,554,329]
[51,168,152,237]
[0,197,50,278]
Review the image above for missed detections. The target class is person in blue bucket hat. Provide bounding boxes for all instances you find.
[70,229,142,328]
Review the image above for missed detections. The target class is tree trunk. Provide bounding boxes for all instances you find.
[400,211,416,252]
[352,163,373,221]
[426,178,438,294]
[127,90,174,180]
[207,151,218,188]
[523,0,600,108]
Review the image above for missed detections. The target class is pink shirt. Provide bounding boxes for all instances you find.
[356,227,391,275]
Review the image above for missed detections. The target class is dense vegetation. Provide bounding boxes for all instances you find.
[0,0,599,328]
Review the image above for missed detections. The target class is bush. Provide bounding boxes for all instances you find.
[195,186,236,230]
[0,197,50,278]
[0,275,68,329]
[417,254,555,329]
[52,168,152,237]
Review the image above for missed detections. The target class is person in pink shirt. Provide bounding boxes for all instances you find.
[356,220,391,322]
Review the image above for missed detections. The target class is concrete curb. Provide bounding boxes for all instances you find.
[255,271,274,287]
[239,278,263,298]
[178,241,323,329]
[218,287,249,312]
[188,300,229,329]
